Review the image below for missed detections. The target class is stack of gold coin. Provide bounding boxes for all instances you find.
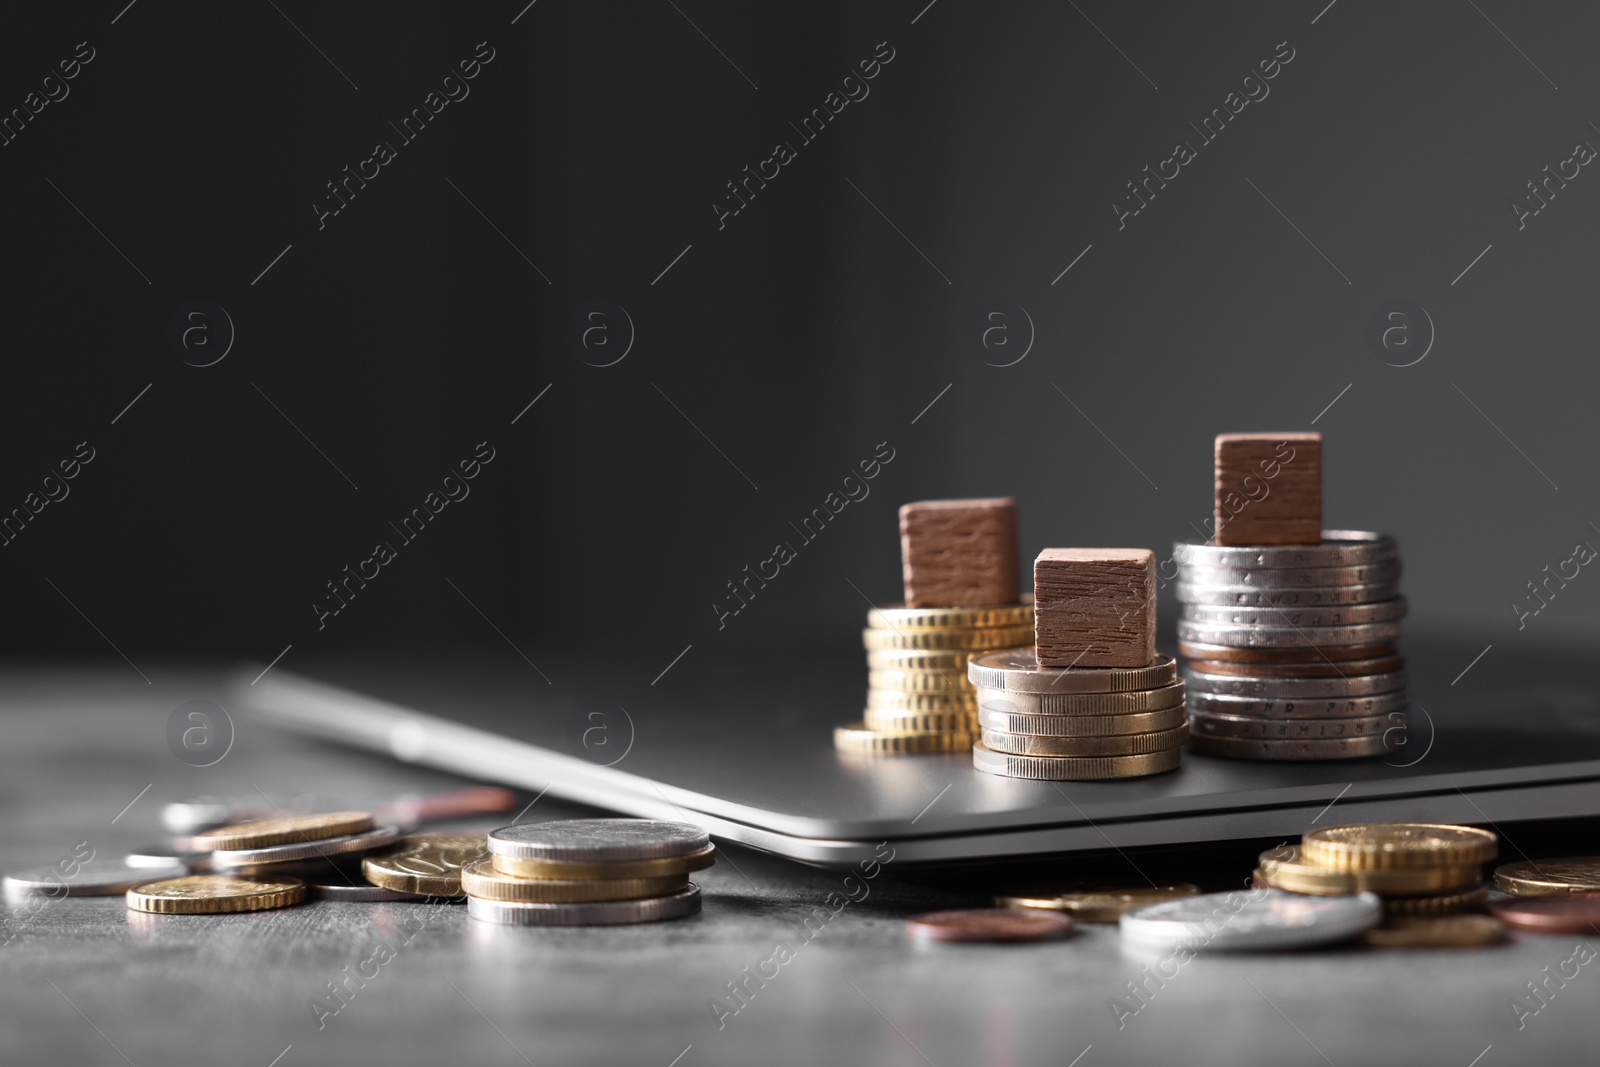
[837,597,1033,755]
[966,648,1186,780]
[1256,822,1497,917]
[1173,533,1410,761]
[464,818,713,925]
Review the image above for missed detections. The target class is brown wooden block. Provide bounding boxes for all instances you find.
[1033,548,1156,668]
[1214,433,1322,546]
[899,498,1019,608]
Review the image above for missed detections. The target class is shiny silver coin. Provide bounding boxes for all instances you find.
[1186,689,1409,718]
[1171,533,1397,570]
[1179,597,1407,627]
[124,845,204,868]
[306,881,437,902]
[1120,889,1381,951]
[206,825,400,869]
[967,649,1178,694]
[1174,581,1400,607]
[466,883,701,925]
[1187,710,1404,739]
[1182,670,1407,700]
[1176,619,1402,649]
[4,860,189,897]
[486,819,709,863]
[1187,732,1397,760]
[1177,559,1400,589]
[975,682,1185,716]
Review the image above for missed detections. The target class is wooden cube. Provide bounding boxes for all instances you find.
[899,498,1019,608]
[1033,548,1156,667]
[1214,433,1322,546]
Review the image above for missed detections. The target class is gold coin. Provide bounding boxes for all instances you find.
[998,883,1199,923]
[1362,914,1505,949]
[189,812,374,851]
[979,725,1188,757]
[1382,887,1489,917]
[867,598,1033,631]
[862,625,1033,652]
[976,682,1185,716]
[459,859,686,902]
[865,688,976,713]
[1493,857,1600,896]
[126,874,306,914]
[1257,847,1482,896]
[1300,824,1498,870]
[866,648,977,670]
[491,844,716,880]
[361,833,489,896]
[971,743,1182,780]
[866,668,973,692]
[863,707,978,733]
[834,722,976,754]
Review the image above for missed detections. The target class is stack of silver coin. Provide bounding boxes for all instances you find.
[465,819,713,925]
[1172,531,1407,761]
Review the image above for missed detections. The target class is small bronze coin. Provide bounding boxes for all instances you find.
[1362,914,1505,949]
[998,884,1200,923]
[1178,641,1399,664]
[1492,892,1600,934]
[1494,857,1600,896]
[906,907,1074,943]
[1183,656,1405,679]
[362,833,489,896]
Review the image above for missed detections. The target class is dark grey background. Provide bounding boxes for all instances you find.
[2,0,1596,681]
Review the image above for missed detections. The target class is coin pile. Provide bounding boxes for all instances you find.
[1255,822,1497,917]
[464,819,713,925]
[1174,531,1410,760]
[838,599,1034,754]
[967,648,1187,780]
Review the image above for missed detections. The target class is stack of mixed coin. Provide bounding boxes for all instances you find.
[839,497,1034,756]
[1255,823,1497,920]
[1174,532,1409,761]
[464,818,713,925]
[967,648,1187,780]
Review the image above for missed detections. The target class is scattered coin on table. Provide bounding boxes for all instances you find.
[125,874,306,914]
[906,908,1074,944]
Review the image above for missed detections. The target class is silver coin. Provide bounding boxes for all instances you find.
[1187,710,1404,739]
[1187,732,1397,760]
[977,704,1188,737]
[206,825,400,869]
[974,682,1185,716]
[486,819,709,863]
[1183,670,1408,699]
[1178,559,1400,589]
[967,650,1178,694]
[466,883,702,925]
[3,860,189,897]
[1187,689,1409,718]
[1120,889,1381,951]
[124,845,203,868]
[1179,598,1407,627]
[1172,533,1397,570]
[1176,619,1402,649]
[1174,581,1400,607]
[306,882,437,902]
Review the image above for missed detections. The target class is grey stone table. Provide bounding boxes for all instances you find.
[1,666,1591,1066]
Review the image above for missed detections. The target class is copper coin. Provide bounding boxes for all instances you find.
[906,907,1074,943]
[1187,732,1395,761]
[1187,711,1401,740]
[1491,893,1600,934]
[1178,641,1399,664]
[1183,656,1405,678]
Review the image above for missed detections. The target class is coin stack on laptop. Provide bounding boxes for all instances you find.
[838,498,1033,755]
[463,818,713,925]
[1255,822,1497,918]
[969,547,1187,780]
[1174,433,1409,761]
